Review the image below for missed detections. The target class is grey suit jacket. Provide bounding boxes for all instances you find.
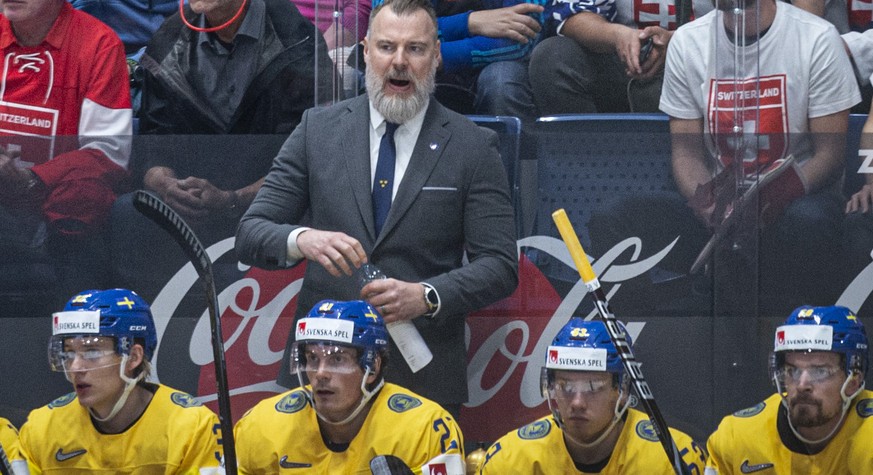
[236,94,518,405]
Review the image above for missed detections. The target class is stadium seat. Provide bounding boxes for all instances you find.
[468,115,523,237]
[530,113,674,248]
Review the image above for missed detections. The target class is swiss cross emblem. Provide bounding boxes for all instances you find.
[635,0,677,29]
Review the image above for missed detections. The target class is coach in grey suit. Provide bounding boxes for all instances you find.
[235,0,518,412]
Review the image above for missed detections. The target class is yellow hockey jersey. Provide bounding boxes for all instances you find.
[479,409,706,475]
[706,391,873,475]
[0,417,20,470]
[234,383,465,475]
[16,384,224,474]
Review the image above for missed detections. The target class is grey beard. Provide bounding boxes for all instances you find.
[366,67,435,124]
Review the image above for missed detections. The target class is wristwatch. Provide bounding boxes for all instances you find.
[422,283,440,319]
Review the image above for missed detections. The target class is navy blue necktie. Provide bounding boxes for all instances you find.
[373,122,399,236]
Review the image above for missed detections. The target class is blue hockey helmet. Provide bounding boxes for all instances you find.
[773,305,868,375]
[545,318,630,374]
[49,289,157,366]
[292,300,389,372]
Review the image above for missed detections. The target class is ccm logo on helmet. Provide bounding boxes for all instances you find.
[129,325,147,331]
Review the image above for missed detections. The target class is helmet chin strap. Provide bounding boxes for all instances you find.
[779,373,865,446]
[551,388,631,449]
[299,367,384,427]
[89,355,145,423]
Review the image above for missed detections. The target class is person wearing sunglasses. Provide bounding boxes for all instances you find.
[706,305,872,474]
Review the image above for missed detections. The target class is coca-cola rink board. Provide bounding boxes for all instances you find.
[3,233,871,446]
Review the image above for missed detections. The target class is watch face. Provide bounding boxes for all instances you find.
[426,288,438,305]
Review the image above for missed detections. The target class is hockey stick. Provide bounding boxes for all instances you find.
[551,209,689,475]
[132,190,237,475]
[689,154,797,274]
[369,455,415,475]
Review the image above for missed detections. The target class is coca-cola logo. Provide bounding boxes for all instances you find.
[146,234,873,440]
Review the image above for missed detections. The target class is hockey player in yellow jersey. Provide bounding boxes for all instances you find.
[234,299,465,474]
[479,318,706,475]
[14,289,224,474]
[706,305,873,475]
[0,417,20,473]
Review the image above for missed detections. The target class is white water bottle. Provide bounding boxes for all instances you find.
[358,264,433,372]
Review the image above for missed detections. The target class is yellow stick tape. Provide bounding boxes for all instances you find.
[551,209,598,285]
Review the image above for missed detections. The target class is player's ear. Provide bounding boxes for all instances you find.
[367,355,382,385]
[125,344,144,375]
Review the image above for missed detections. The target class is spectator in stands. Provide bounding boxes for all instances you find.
[109,0,335,298]
[71,0,176,54]
[479,318,706,474]
[0,0,132,299]
[528,0,711,114]
[370,0,545,121]
[297,0,370,49]
[234,300,465,474]
[588,0,859,316]
[783,0,873,112]
[70,0,177,115]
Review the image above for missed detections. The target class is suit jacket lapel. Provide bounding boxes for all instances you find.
[377,100,451,244]
[342,95,378,240]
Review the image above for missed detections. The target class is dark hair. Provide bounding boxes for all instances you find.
[369,0,438,40]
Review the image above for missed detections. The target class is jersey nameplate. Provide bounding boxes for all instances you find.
[388,394,422,413]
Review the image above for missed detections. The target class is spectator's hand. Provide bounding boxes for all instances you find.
[361,279,428,323]
[688,165,736,230]
[633,26,672,80]
[846,183,873,214]
[177,177,235,213]
[297,229,367,277]
[0,147,35,205]
[151,176,210,221]
[468,4,543,43]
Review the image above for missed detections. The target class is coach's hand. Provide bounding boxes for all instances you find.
[297,229,367,277]
[361,279,428,324]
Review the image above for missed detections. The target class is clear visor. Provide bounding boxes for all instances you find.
[290,342,361,375]
[48,335,120,373]
[774,364,843,387]
[541,367,613,400]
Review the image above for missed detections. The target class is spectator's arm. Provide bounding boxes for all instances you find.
[670,117,712,201]
[842,30,873,86]
[801,109,849,193]
[559,11,667,76]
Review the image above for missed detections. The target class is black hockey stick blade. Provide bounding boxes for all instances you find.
[552,209,690,475]
[369,455,415,475]
[132,190,238,475]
